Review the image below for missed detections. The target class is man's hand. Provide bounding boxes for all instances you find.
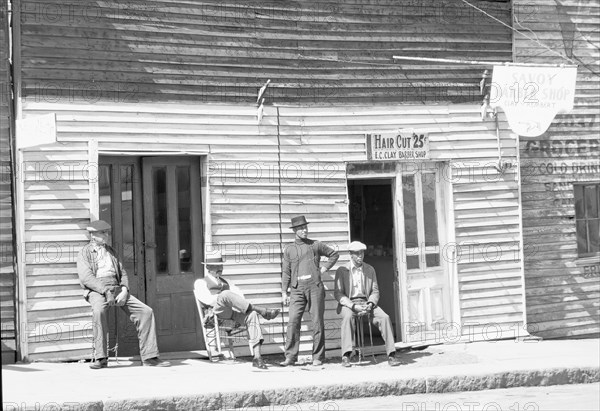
[366,302,375,313]
[282,292,290,307]
[115,287,129,306]
[353,303,367,314]
[320,266,327,275]
[105,289,116,306]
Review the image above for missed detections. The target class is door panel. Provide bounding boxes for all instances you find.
[396,163,451,343]
[142,157,204,352]
[98,157,145,356]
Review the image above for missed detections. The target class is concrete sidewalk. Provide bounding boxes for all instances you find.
[3,339,599,411]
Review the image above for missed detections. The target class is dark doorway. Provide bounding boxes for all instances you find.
[348,179,399,341]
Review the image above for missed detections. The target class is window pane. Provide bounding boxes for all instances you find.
[177,167,192,273]
[574,185,585,218]
[585,185,598,218]
[403,175,418,249]
[407,255,419,270]
[422,172,439,247]
[120,165,136,275]
[153,167,168,274]
[576,220,588,255]
[588,219,599,254]
[426,253,440,267]
[99,165,112,227]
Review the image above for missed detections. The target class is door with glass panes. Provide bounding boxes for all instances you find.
[395,162,452,343]
[99,156,204,353]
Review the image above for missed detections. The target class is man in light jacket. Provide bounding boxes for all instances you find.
[334,241,401,367]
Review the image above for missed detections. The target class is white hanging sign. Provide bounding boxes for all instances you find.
[489,65,577,137]
[16,113,57,150]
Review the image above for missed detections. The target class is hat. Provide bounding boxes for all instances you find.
[86,220,111,232]
[289,215,310,229]
[202,250,225,265]
[348,241,367,252]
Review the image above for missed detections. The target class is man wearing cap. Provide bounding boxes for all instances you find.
[280,215,339,367]
[196,251,280,370]
[334,241,401,367]
[77,220,170,369]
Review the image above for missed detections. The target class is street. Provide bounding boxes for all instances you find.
[249,383,600,411]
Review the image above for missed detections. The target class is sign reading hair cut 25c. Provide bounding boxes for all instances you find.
[366,130,430,161]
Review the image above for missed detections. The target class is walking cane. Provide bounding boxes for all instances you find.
[367,311,376,363]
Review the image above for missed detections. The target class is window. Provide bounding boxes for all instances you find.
[574,183,600,258]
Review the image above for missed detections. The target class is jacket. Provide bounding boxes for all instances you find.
[77,242,129,298]
[282,238,339,291]
[334,261,379,314]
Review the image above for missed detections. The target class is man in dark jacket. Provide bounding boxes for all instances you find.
[280,215,339,367]
[334,241,401,367]
[77,220,169,369]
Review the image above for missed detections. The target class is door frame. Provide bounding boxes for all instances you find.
[347,161,457,344]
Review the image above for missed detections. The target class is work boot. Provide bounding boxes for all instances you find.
[279,357,295,367]
[252,358,268,370]
[142,357,171,367]
[89,358,108,369]
[388,355,402,367]
[341,356,351,368]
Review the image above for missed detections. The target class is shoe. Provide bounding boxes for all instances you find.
[341,356,351,368]
[312,359,323,366]
[388,356,402,367]
[262,308,280,320]
[142,357,171,367]
[89,358,108,369]
[252,358,268,370]
[279,358,295,367]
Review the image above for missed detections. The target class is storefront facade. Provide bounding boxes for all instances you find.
[6,0,532,361]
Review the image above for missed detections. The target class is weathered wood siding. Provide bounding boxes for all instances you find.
[1,0,17,364]
[514,0,600,339]
[18,0,511,105]
[21,101,523,359]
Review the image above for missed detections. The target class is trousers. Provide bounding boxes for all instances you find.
[87,291,159,361]
[284,280,325,361]
[340,305,396,357]
[213,290,264,352]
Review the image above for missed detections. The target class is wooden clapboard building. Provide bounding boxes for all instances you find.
[1,0,17,364]
[514,0,600,338]
[10,0,528,362]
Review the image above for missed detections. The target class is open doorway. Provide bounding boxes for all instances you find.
[348,179,399,343]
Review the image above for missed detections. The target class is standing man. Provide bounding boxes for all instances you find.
[195,251,280,370]
[334,241,401,367]
[280,215,339,366]
[77,220,170,369]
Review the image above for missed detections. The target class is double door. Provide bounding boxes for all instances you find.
[98,156,204,354]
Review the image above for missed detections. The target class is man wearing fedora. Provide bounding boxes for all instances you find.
[196,251,280,369]
[334,241,401,367]
[280,215,339,367]
[77,220,170,369]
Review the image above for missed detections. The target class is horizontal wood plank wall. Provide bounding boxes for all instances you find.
[21,101,522,359]
[18,0,510,105]
[0,0,16,364]
[514,0,600,339]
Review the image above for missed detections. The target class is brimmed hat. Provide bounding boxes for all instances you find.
[202,250,225,265]
[289,215,310,229]
[348,241,367,252]
[86,220,111,232]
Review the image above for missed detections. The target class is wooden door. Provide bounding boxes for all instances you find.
[142,157,204,352]
[395,163,452,343]
[98,156,145,355]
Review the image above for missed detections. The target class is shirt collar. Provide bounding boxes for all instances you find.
[350,260,363,272]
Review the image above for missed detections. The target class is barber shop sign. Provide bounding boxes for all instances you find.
[366,129,430,161]
[489,65,577,137]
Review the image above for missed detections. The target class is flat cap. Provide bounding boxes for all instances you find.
[348,241,367,252]
[86,220,112,232]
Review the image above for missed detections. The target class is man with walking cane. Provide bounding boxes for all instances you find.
[334,241,402,367]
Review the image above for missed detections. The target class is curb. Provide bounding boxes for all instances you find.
[51,367,600,410]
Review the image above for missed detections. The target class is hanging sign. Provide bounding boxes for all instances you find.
[489,65,577,137]
[366,129,429,161]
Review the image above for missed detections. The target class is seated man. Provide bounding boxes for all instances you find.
[195,251,280,370]
[334,241,401,367]
[77,220,170,369]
